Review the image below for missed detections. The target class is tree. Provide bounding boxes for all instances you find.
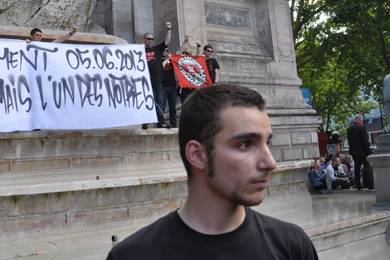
[301,57,376,136]
[290,0,387,136]
[290,0,328,69]
[327,0,390,102]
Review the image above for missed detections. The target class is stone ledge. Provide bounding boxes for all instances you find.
[307,211,390,237]
[0,151,181,172]
[369,153,390,167]
[0,127,178,140]
[0,160,312,196]
[0,169,186,196]
[0,25,128,44]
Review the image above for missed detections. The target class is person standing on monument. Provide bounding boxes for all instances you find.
[141,22,172,130]
[27,27,78,43]
[203,44,220,85]
[162,48,178,128]
[106,84,319,260]
[347,114,375,190]
[161,34,200,127]
[176,36,203,104]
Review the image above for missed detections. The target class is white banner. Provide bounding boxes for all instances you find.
[0,39,156,132]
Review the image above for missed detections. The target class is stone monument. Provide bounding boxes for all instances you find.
[369,74,390,210]
[0,0,324,258]
[137,0,322,161]
[0,0,322,161]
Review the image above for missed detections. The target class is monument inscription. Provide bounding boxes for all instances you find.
[205,3,250,29]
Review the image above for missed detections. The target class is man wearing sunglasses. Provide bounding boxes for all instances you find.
[142,22,172,129]
[203,45,220,85]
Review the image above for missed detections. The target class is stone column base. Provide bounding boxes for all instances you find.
[368,152,390,210]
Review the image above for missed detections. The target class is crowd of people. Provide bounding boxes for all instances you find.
[310,153,354,192]
[310,114,375,192]
[141,21,220,129]
[25,22,220,130]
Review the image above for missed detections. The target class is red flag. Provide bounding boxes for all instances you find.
[170,54,213,88]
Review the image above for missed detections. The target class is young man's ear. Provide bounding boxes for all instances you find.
[185,140,207,171]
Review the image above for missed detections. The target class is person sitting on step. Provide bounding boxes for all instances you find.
[326,156,350,191]
[310,159,327,191]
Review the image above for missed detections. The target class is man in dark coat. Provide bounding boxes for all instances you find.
[347,114,374,190]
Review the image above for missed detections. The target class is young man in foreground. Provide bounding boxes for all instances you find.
[106,84,318,259]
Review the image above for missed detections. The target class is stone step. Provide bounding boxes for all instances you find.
[312,216,390,260]
[0,129,179,161]
[2,131,387,259]
[0,164,186,196]
[0,158,309,196]
[0,157,313,259]
[257,193,390,260]
[1,193,388,260]
[0,128,184,196]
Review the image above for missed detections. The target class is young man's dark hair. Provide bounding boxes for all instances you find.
[30,28,42,36]
[179,84,265,179]
[203,44,213,51]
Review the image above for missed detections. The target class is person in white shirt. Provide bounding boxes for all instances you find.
[326,156,350,191]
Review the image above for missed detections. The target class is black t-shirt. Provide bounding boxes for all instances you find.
[333,165,344,177]
[145,41,167,82]
[106,207,318,260]
[206,57,220,83]
[162,58,176,87]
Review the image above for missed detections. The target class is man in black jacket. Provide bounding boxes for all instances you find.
[347,114,374,190]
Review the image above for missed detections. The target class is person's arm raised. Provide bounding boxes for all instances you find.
[177,35,189,54]
[52,26,78,43]
[164,22,172,45]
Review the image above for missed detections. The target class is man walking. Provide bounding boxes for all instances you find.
[106,84,318,260]
[347,114,374,190]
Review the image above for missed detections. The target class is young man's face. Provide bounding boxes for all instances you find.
[143,34,154,48]
[31,32,42,42]
[163,48,168,58]
[203,47,213,58]
[203,106,277,207]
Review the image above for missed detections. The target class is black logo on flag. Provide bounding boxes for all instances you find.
[177,56,207,87]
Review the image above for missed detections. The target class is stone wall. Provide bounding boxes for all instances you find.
[0,0,322,161]
[0,0,97,32]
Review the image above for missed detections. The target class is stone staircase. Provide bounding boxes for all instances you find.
[0,128,389,259]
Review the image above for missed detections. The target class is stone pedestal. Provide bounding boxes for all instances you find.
[0,0,322,161]
[374,134,390,154]
[153,0,322,161]
[368,135,390,209]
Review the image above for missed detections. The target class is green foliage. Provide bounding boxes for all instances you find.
[291,0,387,135]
